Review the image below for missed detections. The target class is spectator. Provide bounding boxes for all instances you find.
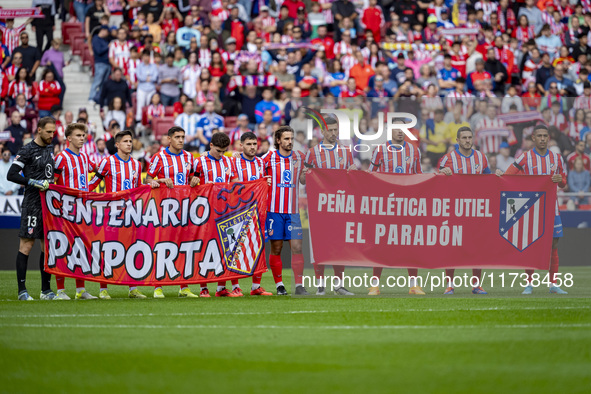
[522,81,541,110]
[405,50,432,80]
[73,0,93,23]
[135,50,159,122]
[89,26,111,105]
[501,85,524,113]
[32,0,56,53]
[350,50,376,92]
[176,16,201,50]
[0,18,33,55]
[467,59,493,93]
[146,93,165,126]
[103,97,127,130]
[99,67,132,108]
[12,31,40,78]
[535,52,553,95]
[7,67,36,105]
[158,53,181,106]
[37,69,62,118]
[420,109,450,167]
[484,48,508,95]
[568,157,591,208]
[196,100,225,151]
[142,0,164,21]
[567,140,591,171]
[4,111,26,155]
[108,28,131,70]
[40,39,66,103]
[0,148,20,195]
[544,63,574,94]
[496,142,515,172]
[518,0,544,35]
[536,24,562,60]
[174,99,200,149]
[222,5,248,51]
[5,94,36,132]
[85,0,110,38]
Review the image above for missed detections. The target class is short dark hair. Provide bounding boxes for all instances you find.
[38,117,56,130]
[115,129,134,143]
[325,116,338,126]
[456,76,466,84]
[65,122,88,138]
[274,125,294,149]
[168,126,185,137]
[211,132,230,148]
[533,124,549,135]
[456,126,473,139]
[240,131,258,143]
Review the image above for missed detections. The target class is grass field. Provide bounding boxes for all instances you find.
[1,268,590,394]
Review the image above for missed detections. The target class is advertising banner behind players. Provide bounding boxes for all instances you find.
[41,180,269,285]
[307,170,557,270]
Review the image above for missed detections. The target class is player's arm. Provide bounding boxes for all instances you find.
[146,156,173,188]
[7,151,49,191]
[552,157,567,188]
[438,155,453,176]
[88,158,108,191]
[368,148,382,172]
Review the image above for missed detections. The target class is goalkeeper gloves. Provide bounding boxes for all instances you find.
[28,179,49,191]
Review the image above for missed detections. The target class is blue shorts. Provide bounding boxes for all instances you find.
[553,215,563,238]
[266,212,303,241]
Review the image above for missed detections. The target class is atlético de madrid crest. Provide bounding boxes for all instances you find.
[499,191,546,251]
[216,204,264,275]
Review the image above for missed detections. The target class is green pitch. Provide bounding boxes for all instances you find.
[1,268,590,394]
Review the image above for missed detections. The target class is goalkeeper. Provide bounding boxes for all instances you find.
[7,117,57,301]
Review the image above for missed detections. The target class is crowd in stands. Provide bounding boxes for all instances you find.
[1,0,591,208]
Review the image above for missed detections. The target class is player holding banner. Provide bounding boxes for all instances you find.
[230,132,273,296]
[498,124,569,295]
[145,126,199,298]
[53,123,101,300]
[264,125,308,295]
[367,118,425,295]
[192,132,243,297]
[89,129,147,299]
[300,116,355,296]
[438,126,490,295]
[7,117,57,300]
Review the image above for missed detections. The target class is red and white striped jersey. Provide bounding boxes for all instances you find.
[147,103,165,119]
[193,153,234,184]
[3,64,17,79]
[446,90,474,117]
[513,148,566,215]
[148,148,195,186]
[319,0,334,24]
[574,96,591,111]
[81,137,98,158]
[305,142,354,169]
[264,150,306,214]
[93,150,110,164]
[232,154,265,181]
[125,58,140,85]
[474,1,498,23]
[439,148,490,174]
[198,49,212,68]
[229,127,252,145]
[369,141,422,174]
[109,40,131,69]
[7,80,35,100]
[548,112,567,131]
[569,122,586,141]
[0,24,26,53]
[334,42,353,57]
[450,51,468,77]
[54,149,97,192]
[475,117,516,154]
[212,8,229,22]
[340,54,357,73]
[91,154,141,192]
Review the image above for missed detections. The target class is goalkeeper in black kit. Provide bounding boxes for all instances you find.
[7,117,57,301]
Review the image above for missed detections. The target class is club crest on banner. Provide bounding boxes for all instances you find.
[216,204,263,275]
[499,191,546,251]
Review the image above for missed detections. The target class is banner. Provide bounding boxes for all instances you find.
[440,27,480,36]
[306,170,557,270]
[41,181,269,285]
[498,111,544,125]
[0,8,44,19]
[0,195,23,229]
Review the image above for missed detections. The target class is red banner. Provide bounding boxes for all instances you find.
[306,170,557,270]
[41,181,269,285]
[0,8,44,19]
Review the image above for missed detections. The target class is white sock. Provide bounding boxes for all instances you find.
[217,286,225,292]
[252,284,260,290]
[76,287,85,293]
[129,286,137,291]
[276,281,284,288]
[232,284,240,290]
[409,277,417,288]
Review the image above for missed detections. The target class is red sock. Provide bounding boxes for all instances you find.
[75,279,85,288]
[231,279,239,286]
[372,267,383,280]
[407,268,418,277]
[526,269,534,283]
[269,255,283,284]
[292,254,304,285]
[550,248,559,284]
[313,263,325,279]
[333,265,344,279]
[217,281,226,287]
[56,275,65,291]
[472,269,482,287]
[445,269,455,286]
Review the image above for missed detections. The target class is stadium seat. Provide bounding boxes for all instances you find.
[71,33,86,57]
[141,106,148,126]
[62,22,82,45]
[225,116,237,129]
[81,47,94,67]
[164,106,174,116]
[152,117,176,139]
